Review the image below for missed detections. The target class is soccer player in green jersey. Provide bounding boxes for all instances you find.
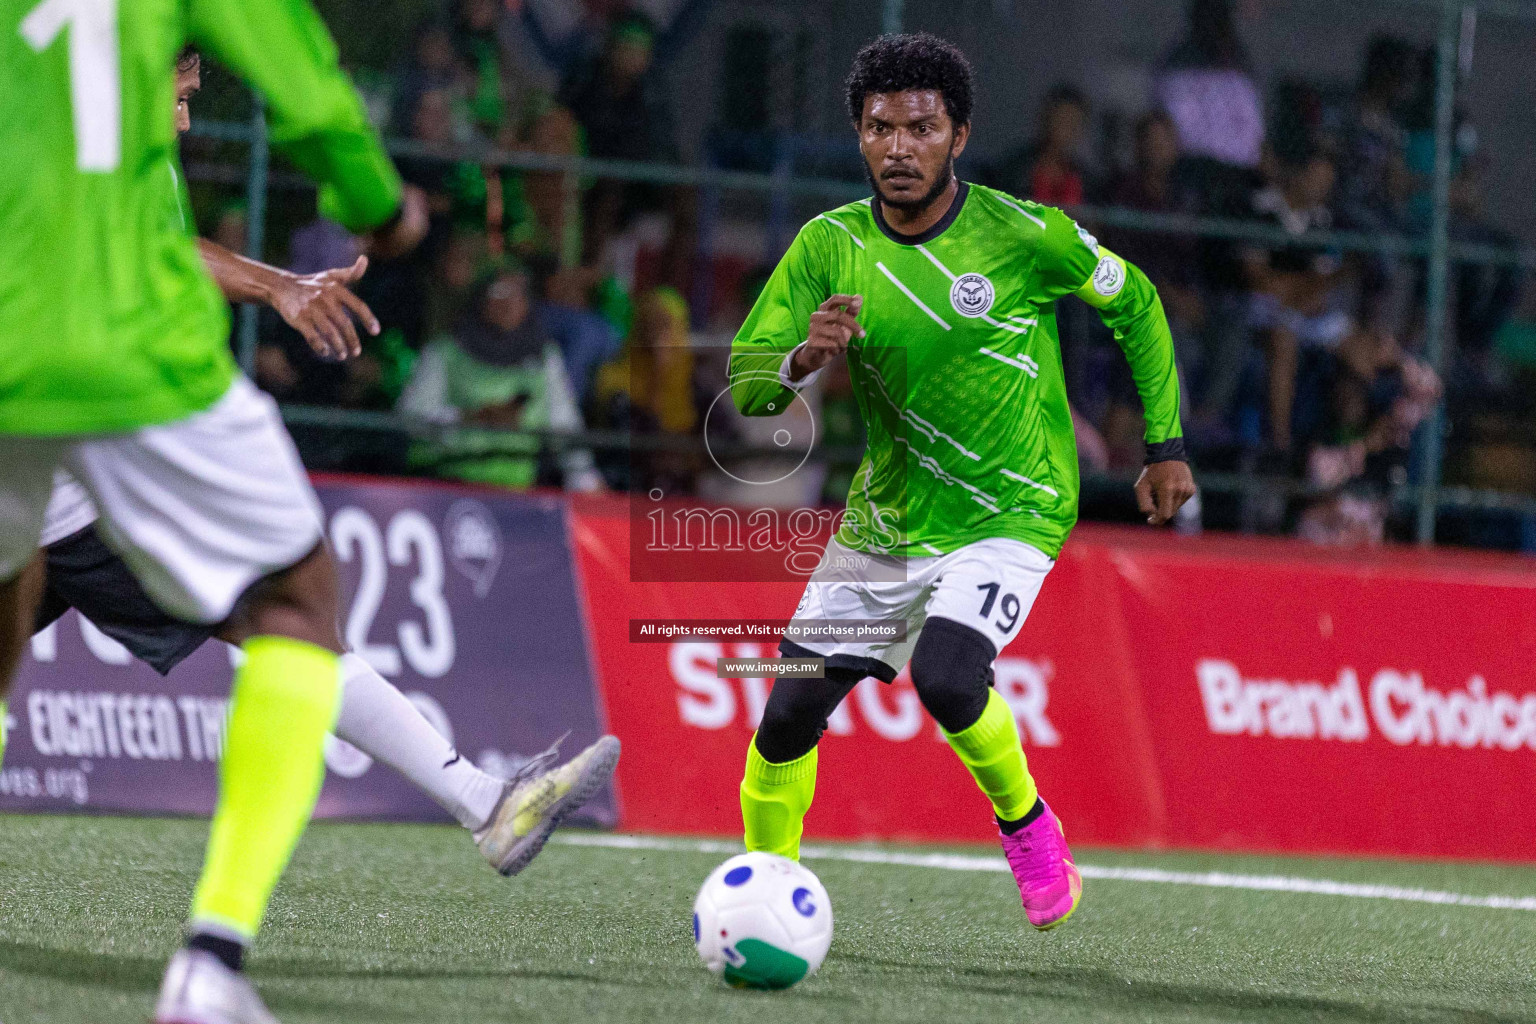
[731,34,1196,931]
[0,5,605,1023]
[28,36,620,950]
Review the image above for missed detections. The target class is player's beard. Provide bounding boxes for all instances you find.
[868,148,956,215]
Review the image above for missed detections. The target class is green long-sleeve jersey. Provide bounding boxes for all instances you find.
[730,182,1184,560]
[1,0,402,435]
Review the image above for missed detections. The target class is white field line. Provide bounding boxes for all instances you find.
[551,832,1536,913]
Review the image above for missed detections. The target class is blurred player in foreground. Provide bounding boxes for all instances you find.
[0,14,611,1024]
[731,34,1195,931]
[38,42,618,879]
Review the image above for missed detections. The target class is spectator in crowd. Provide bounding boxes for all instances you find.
[1397,48,1523,399]
[1401,44,1457,233]
[392,19,470,142]
[557,11,695,289]
[517,0,712,98]
[1241,146,1348,455]
[1446,142,1524,381]
[381,84,507,351]
[1295,327,1440,544]
[593,286,696,433]
[591,286,701,493]
[453,0,516,135]
[990,86,1100,432]
[1338,35,1414,234]
[399,85,470,193]
[1155,0,1263,179]
[398,261,601,491]
[1339,35,1416,334]
[989,84,1092,206]
[500,103,584,260]
[1101,111,1206,461]
[530,257,622,407]
[426,227,490,337]
[1156,0,1265,435]
[559,12,678,166]
[392,85,473,274]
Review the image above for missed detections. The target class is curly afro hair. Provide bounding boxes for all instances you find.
[845,33,974,128]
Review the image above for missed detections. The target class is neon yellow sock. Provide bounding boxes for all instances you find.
[740,736,817,861]
[189,636,340,940]
[944,689,1038,821]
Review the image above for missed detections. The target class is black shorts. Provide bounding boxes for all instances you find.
[36,525,216,675]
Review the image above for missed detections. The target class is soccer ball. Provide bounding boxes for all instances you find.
[692,852,833,990]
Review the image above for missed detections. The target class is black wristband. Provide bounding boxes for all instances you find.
[370,204,405,239]
[1144,437,1188,465]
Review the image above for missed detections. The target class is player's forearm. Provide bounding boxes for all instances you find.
[299,139,404,234]
[188,0,404,234]
[1094,261,1185,455]
[728,349,798,416]
[196,238,292,306]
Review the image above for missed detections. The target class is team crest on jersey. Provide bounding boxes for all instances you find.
[1092,254,1126,297]
[949,272,995,318]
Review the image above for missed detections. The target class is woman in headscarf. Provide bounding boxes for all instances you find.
[398,260,601,491]
[592,287,700,491]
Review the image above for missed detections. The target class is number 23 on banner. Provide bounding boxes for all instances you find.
[329,507,457,679]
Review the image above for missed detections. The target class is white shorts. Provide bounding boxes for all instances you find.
[0,377,324,623]
[786,536,1054,680]
[39,470,99,547]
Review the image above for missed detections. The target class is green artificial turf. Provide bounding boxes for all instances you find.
[1,814,1534,1023]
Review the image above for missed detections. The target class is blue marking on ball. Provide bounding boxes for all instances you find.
[791,887,816,917]
[693,912,700,942]
[723,865,753,887]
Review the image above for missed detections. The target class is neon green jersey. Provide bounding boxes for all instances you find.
[730,182,1184,560]
[0,0,402,435]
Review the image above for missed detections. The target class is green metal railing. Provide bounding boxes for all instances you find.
[196,0,1536,545]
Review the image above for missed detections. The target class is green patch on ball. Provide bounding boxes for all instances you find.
[722,939,810,990]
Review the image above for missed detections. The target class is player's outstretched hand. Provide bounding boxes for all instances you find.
[1135,460,1197,527]
[789,294,864,382]
[272,255,380,361]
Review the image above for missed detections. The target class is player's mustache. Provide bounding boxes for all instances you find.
[881,167,921,180]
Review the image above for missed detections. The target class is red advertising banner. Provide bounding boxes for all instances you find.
[1109,532,1536,860]
[572,497,1536,860]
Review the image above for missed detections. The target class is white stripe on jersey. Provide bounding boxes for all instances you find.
[1000,468,1059,497]
[815,215,865,248]
[992,192,1049,229]
[979,347,1039,378]
[876,261,950,330]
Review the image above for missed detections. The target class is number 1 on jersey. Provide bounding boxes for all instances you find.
[20,0,121,171]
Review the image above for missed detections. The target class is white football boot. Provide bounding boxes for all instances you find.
[153,948,279,1024]
[474,734,621,875]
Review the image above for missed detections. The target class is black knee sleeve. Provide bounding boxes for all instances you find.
[909,616,996,734]
[753,641,865,763]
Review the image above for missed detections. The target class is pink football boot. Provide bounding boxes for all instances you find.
[999,801,1082,930]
